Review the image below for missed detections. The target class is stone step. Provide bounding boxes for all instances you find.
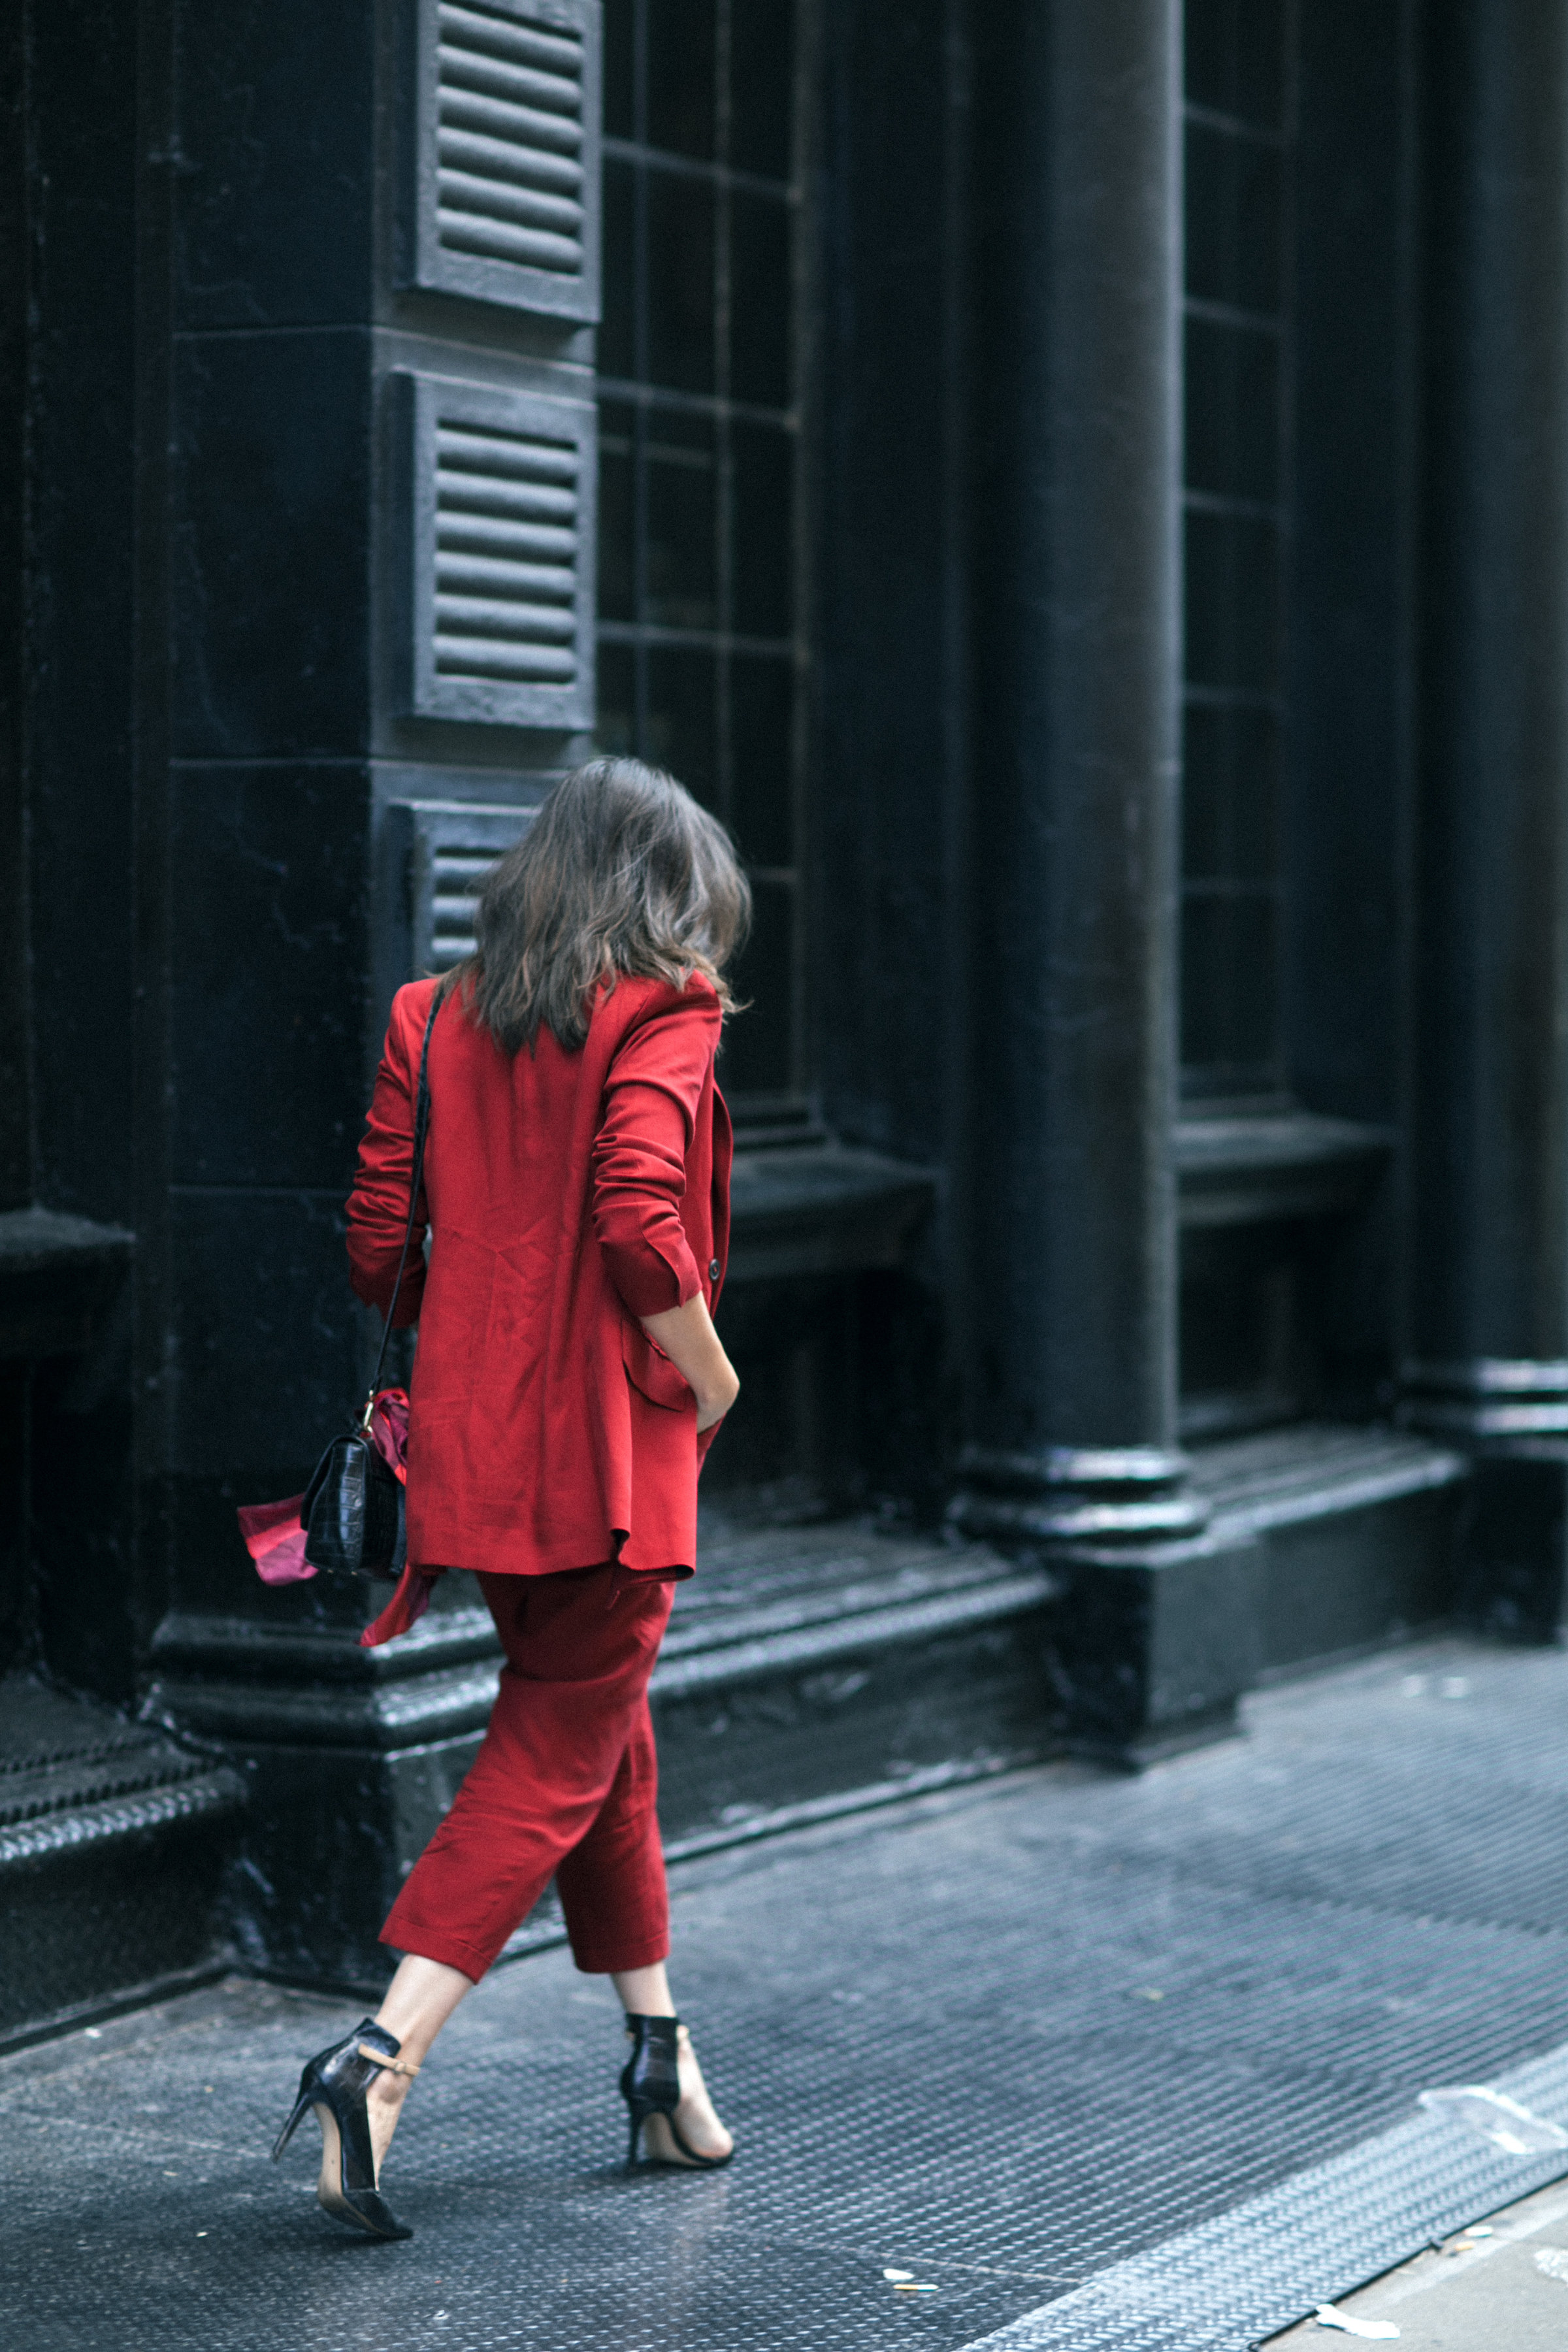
[1188,1420,1467,1678]
[0,1678,244,2050]
[649,1516,1059,1848]
[1190,1420,1467,1533]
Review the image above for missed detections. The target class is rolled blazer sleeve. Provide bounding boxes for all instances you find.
[346,991,430,1328]
[591,983,721,1318]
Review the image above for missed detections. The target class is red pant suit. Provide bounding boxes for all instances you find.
[345,970,731,1982]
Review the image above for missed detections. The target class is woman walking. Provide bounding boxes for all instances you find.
[273,759,746,2241]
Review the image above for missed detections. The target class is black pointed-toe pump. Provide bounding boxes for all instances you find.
[273,2017,417,2240]
[619,2014,733,2172]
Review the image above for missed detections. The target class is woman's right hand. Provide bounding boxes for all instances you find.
[638,1296,740,1431]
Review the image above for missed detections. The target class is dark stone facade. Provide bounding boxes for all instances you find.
[0,0,1561,2029]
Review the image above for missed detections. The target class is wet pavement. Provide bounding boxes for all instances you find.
[7,1633,1568,2352]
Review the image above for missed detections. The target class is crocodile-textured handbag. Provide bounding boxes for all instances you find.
[299,994,439,1580]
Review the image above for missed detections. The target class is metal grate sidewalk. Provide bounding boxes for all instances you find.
[5,1634,1568,2350]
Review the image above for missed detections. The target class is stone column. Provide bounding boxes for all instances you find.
[956,0,1258,1756]
[143,0,597,1985]
[1401,0,1568,1638]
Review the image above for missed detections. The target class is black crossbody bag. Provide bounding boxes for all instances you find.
[300,995,440,1580]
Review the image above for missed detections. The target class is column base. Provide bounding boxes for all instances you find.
[960,1423,1471,1765]
[1447,1449,1568,1643]
[148,1603,503,1992]
[951,1446,1238,1763]
[1401,1364,1568,1642]
[1042,1527,1264,1766]
[953,1445,1211,1543]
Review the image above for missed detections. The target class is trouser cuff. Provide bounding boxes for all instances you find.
[570,1933,670,1975]
[379,1918,491,1982]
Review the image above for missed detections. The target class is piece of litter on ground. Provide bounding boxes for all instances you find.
[1313,2304,1399,2339]
[1418,2084,1568,2155]
[1535,2247,1568,2285]
[883,2269,914,2282]
[893,2284,938,2294]
[83,2027,101,2039]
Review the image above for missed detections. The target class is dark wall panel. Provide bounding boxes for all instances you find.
[808,1,968,1511]
[25,0,140,1223]
[170,764,370,1189]
[172,328,371,759]
[174,0,374,331]
[168,1188,359,1487]
[815,0,963,1167]
[166,1175,366,1618]
[1284,1,1405,1124]
[33,1364,139,1701]
[0,0,25,1211]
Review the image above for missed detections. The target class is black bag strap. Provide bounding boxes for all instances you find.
[361,990,442,1427]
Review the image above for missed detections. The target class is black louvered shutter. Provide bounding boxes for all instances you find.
[397,370,597,728]
[385,802,535,975]
[407,0,602,323]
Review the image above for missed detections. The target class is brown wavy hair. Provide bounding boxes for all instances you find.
[457,757,751,1053]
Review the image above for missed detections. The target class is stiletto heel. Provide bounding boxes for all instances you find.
[272,2089,312,2158]
[619,2014,733,2172]
[272,2017,418,2240]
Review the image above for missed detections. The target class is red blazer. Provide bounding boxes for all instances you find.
[346,971,732,1579]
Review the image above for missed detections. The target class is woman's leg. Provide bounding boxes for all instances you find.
[553,1691,668,1972]
[366,1566,674,2170]
[363,1955,474,2175]
[380,1567,672,1980]
[554,1682,732,2163]
[610,1960,733,2162]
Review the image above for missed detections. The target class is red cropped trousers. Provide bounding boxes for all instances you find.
[380,1565,675,1982]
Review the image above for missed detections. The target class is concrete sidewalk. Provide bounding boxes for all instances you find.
[5,1632,1568,2351]
[1269,2176,1568,2351]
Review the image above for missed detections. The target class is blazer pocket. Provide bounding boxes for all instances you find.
[621,1318,696,1412]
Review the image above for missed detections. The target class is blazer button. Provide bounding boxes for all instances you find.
[708,1259,721,1281]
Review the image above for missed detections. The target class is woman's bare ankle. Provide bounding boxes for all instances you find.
[674,2028,733,2160]
[366,2072,411,2174]
[611,1960,676,2017]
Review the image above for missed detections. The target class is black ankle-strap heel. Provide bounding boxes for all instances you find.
[619,2014,732,2172]
[273,2017,417,2240]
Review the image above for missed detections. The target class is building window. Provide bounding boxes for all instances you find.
[595,0,803,1113]
[1180,0,1292,1101]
